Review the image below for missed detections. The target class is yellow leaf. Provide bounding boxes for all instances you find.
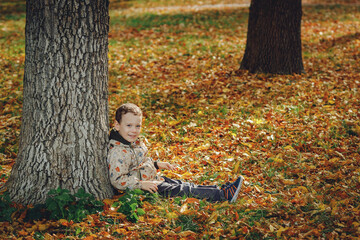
[273,153,284,163]
[207,212,218,224]
[277,227,288,238]
[240,142,252,148]
[266,194,274,202]
[254,186,264,192]
[233,161,241,173]
[354,125,360,135]
[274,156,284,163]
[181,172,193,179]
[255,222,263,227]
[216,201,230,209]
[284,145,295,151]
[254,118,265,124]
[38,223,49,231]
[180,203,188,213]
[222,88,231,93]
[127,226,138,231]
[87,215,94,223]
[215,98,223,104]
[166,212,178,220]
[168,120,182,126]
[290,186,308,193]
[161,133,166,139]
[330,200,339,215]
[329,157,340,163]
[149,217,162,224]
[28,224,38,233]
[327,99,335,105]
[58,219,68,225]
[318,203,330,211]
[182,137,190,142]
[280,179,295,185]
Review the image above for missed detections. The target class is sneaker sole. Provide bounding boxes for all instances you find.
[230,176,244,203]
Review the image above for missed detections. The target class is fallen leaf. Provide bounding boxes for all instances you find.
[277,227,288,238]
[207,212,218,224]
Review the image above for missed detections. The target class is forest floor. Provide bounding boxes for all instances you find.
[0,0,359,239]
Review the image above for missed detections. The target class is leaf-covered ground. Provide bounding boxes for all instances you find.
[1,0,360,239]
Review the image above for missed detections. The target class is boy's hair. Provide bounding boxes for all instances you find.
[115,103,142,123]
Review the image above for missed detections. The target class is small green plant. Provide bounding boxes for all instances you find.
[199,172,219,182]
[245,209,269,227]
[173,194,187,206]
[45,188,104,222]
[113,189,158,223]
[0,192,16,222]
[175,214,199,232]
[45,188,73,220]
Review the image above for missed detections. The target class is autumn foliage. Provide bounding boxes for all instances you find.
[0,1,359,239]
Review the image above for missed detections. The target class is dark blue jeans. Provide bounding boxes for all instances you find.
[157,177,226,202]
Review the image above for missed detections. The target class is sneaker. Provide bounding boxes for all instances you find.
[222,176,244,203]
[221,182,230,189]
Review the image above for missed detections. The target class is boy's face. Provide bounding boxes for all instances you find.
[115,112,142,143]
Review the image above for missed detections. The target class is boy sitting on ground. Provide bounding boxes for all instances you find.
[107,103,244,202]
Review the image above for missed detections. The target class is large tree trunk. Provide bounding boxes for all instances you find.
[5,0,113,204]
[240,0,304,74]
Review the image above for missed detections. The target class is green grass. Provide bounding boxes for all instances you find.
[175,214,200,232]
[110,10,249,30]
[0,1,25,16]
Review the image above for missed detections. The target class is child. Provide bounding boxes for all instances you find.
[107,103,244,202]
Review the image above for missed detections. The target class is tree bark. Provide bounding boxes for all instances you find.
[240,0,304,74]
[5,0,114,204]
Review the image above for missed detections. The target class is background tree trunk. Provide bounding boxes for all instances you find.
[5,0,114,204]
[240,0,304,74]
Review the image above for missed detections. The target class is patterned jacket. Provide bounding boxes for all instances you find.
[107,129,164,190]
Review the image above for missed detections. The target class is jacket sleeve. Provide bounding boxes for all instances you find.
[137,143,158,180]
[108,147,141,190]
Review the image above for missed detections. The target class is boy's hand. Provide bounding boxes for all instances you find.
[140,181,159,193]
[157,162,177,171]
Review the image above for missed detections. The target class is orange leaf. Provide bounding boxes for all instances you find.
[185,198,199,204]
[99,231,112,238]
[37,223,49,231]
[83,236,95,240]
[235,211,239,221]
[115,228,127,234]
[179,230,196,237]
[18,229,28,236]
